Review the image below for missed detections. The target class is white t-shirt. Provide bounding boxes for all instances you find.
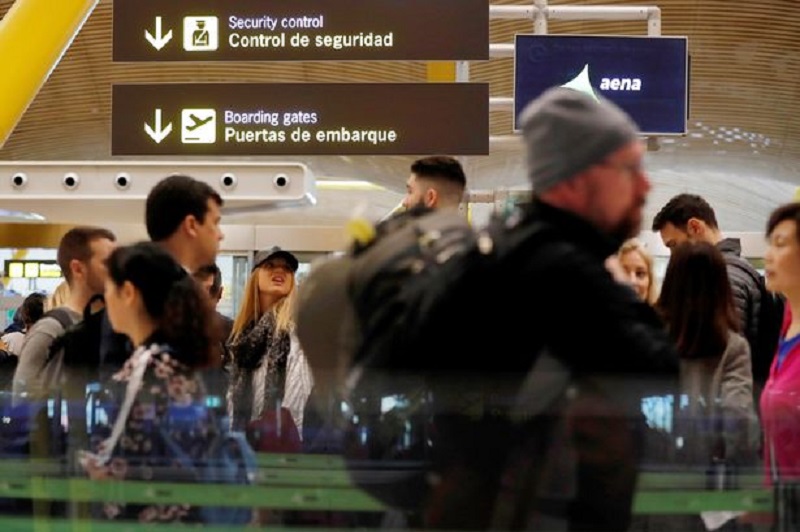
[1,331,25,355]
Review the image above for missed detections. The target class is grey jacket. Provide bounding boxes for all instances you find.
[11,308,81,404]
[679,331,759,465]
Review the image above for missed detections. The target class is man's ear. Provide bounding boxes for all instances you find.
[424,188,439,208]
[687,217,704,236]
[183,215,199,238]
[70,259,85,281]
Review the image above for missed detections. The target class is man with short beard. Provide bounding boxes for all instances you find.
[418,87,679,530]
[13,226,116,402]
[401,155,467,211]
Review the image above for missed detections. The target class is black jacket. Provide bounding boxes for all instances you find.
[717,238,761,356]
[419,200,680,530]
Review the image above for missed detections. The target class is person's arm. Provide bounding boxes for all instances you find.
[718,333,759,462]
[535,247,678,378]
[726,263,758,345]
[11,318,61,402]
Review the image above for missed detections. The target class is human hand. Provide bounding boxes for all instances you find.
[78,450,109,480]
[604,256,631,286]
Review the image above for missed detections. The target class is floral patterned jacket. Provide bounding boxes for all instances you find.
[86,343,212,523]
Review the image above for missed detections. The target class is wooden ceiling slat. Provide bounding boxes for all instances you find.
[1,0,800,166]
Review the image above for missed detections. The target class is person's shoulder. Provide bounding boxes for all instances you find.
[2,331,23,342]
[726,330,750,353]
[27,309,78,338]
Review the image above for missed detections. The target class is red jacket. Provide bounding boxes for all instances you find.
[761,304,799,482]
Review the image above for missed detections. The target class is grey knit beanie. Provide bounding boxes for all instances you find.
[519,87,640,193]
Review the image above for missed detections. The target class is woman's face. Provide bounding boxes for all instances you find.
[765,219,800,296]
[619,249,652,302]
[256,259,294,299]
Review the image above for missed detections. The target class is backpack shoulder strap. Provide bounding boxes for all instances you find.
[35,308,76,383]
[43,308,74,332]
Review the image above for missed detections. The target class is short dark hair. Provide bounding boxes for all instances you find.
[767,202,800,240]
[57,226,116,283]
[193,263,223,297]
[20,292,45,329]
[411,155,467,189]
[107,242,221,369]
[652,193,719,232]
[146,175,223,242]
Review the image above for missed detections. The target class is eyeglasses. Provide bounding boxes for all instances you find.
[595,159,645,179]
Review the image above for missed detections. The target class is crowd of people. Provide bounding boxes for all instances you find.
[0,87,799,530]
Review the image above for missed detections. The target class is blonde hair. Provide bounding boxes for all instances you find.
[618,238,658,305]
[230,269,296,343]
[46,280,71,311]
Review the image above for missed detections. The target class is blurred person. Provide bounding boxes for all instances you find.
[414,87,679,530]
[2,292,46,355]
[13,226,116,401]
[46,280,71,311]
[761,203,800,480]
[0,293,46,391]
[146,174,224,273]
[658,241,758,470]
[193,263,234,400]
[618,238,658,304]
[402,155,467,211]
[193,263,233,339]
[652,193,779,392]
[227,247,313,441]
[80,242,224,523]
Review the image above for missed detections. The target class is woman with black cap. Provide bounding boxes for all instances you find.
[226,247,313,444]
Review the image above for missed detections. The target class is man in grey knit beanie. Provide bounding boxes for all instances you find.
[519,86,649,245]
[520,86,641,194]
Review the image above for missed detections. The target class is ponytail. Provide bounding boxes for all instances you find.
[160,276,222,368]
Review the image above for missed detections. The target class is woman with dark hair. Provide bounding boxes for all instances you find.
[1,292,46,355]
[79,241,224,523]
[657,241,758,469]
[762,202,800,480]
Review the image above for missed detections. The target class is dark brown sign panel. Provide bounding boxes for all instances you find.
[113,0,489,62]
[111,83,489,156]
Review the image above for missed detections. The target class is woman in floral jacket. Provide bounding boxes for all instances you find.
[80,241,224,523]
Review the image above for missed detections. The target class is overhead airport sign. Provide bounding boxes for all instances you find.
[514,35,689,135]
[112,83,489,156]
[113,0,489,62]
[5,260,60,279]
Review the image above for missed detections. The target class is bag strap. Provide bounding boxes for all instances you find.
[43,307,74,333]
[91,347,151,465]
[36,308,76,380]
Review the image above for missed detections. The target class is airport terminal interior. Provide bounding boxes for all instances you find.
[0,0,799,529]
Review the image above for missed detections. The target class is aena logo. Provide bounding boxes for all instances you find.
[599,77,641,91]
[560,64,642,98]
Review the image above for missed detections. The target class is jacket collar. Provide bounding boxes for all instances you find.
[526,198,621,260]
[716,237,742,257]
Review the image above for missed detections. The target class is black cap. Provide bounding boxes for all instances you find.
[252,247,299,273]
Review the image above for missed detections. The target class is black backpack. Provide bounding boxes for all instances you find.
[728,262,785,384]
[297,206,548,510]
[755,283,785,381]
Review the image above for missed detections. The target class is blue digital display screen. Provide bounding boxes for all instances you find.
[514,35,689,135]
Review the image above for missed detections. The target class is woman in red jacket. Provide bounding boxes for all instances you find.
[762,202,800,481]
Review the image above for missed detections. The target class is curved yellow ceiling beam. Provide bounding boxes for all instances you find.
[0,0,98,147]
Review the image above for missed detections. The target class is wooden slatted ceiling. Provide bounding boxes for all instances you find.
[1,0,799,184]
